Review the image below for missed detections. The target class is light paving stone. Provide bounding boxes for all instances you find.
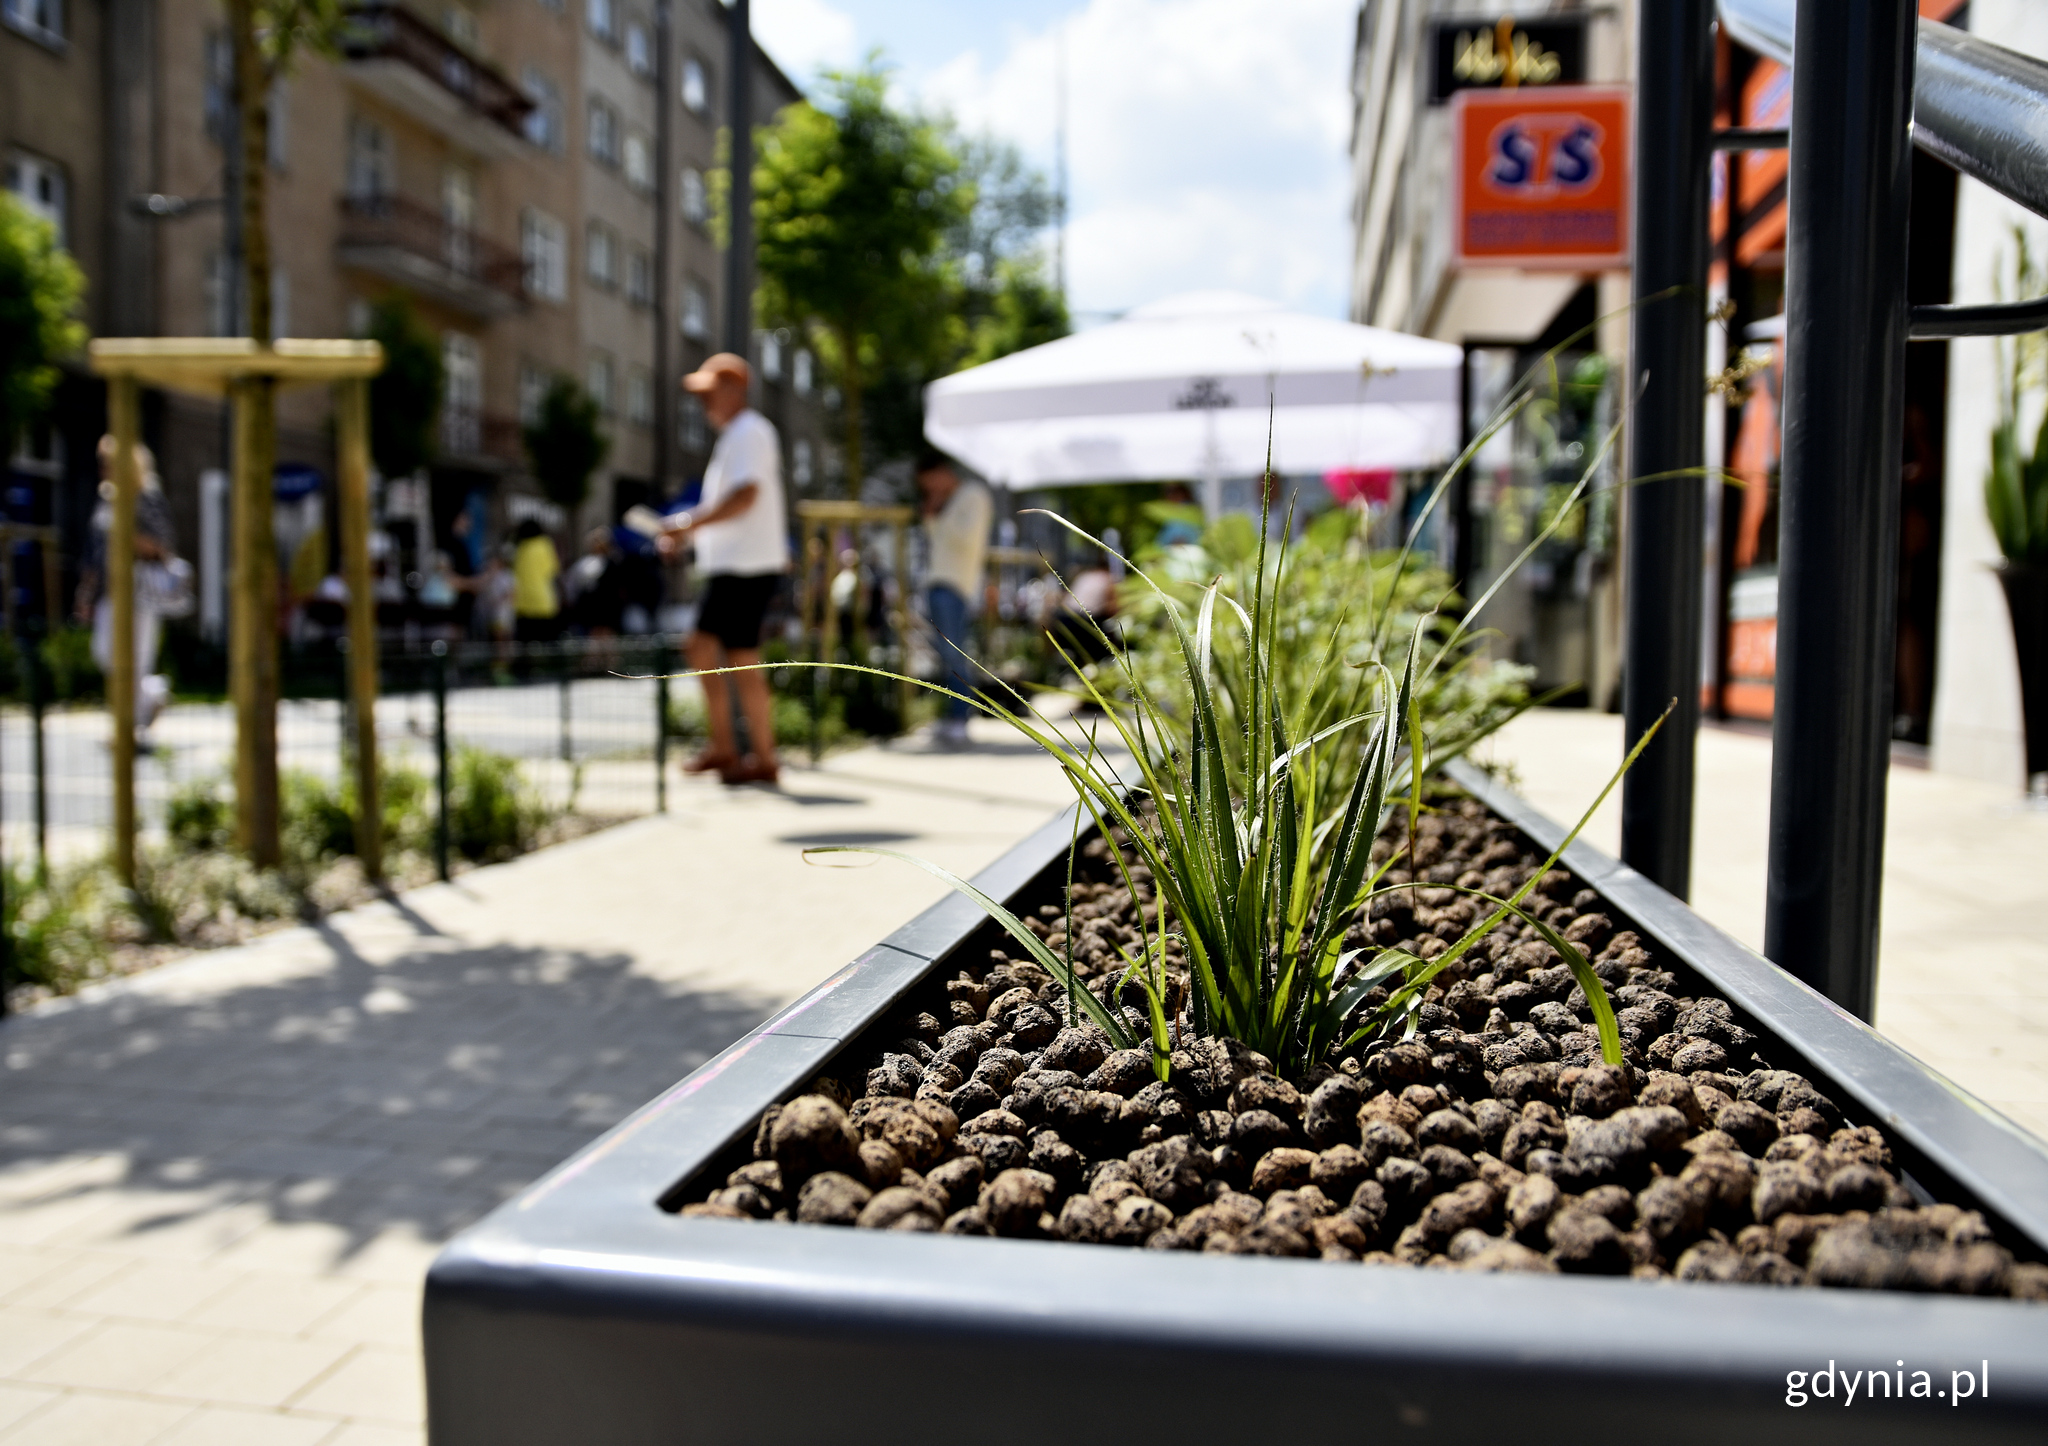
[305,1287,417,1354]
[150,1334,355,1410]
[66,1263,236,1325]
[18,1320,220,1392]
[287,1347,424,1425]
[317,1422,424,1446]
[186,1277,363,1338]
[0,1253,130,1312]
[0,1392,192,1446]
[0,1383,59,1435]
[0,1312,95,1378]
[151,1405,337,1446]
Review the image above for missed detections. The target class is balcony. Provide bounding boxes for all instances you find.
[341,3,534,161]
[336,195,526,318]
[439,407,524,469]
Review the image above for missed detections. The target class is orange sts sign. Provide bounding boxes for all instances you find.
[1453,86,1631,270]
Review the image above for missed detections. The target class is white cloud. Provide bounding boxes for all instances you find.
[913,0,1356,319]
[753,0,862,84]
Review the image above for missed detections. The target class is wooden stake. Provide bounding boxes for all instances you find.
[108,377,139,886]
[231,376,281,865]
[335,378,381,881]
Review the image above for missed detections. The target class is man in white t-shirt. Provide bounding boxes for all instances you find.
[660,353,789,785]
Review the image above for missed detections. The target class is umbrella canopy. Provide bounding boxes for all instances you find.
[924,290,1464,488]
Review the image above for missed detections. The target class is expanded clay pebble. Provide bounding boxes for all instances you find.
[685,799,2048,1301]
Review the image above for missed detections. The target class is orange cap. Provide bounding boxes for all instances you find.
[681,352,750,392]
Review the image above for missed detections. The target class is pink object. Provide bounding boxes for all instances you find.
[1324,468,1395,507]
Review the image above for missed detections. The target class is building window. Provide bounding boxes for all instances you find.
[521,208,567,301]
[680,55,708,115]
[586,221,618,289]
[623,131,653,191]
[759,331,782,382]
[587,98,620,167]
[2,0,64,46]
[586,0,615,43]
[627,367,653,426]
[205,31,232,145]
[680,167,708,226]
[519,363,550,426]
[3,152,67,247]
[792,438,814,488]
[681,279,710,339]
[443,332,483,454]
[793,348,813,396]
[626,247,652,306]
[345,118,392,200]
[587,352,614,414]
[678,393,707,452]
[625,20,652,77]
[522,68,563,152]
[267,81,290,170]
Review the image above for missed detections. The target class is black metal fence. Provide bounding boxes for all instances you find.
[0,635,683,884]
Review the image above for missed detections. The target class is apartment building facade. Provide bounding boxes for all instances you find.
[3,0,826,625]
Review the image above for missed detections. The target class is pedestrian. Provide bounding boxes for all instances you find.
[511,517,561,643]
[658,353,787,785]
[75,436,188,744]
[914,447,991,748]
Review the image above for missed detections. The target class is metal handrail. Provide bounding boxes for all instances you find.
[1720,0,2048,338]
[1722,0,2048,218]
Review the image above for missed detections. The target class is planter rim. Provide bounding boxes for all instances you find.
[427,773,2048,1439]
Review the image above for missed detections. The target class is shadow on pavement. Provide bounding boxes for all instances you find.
[0,919,780,1264]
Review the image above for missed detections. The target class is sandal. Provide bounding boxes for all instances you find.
[683,749,739,774]
[719,755,781,786]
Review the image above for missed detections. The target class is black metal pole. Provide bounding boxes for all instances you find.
[723,0,753,356]
[655,641,669,814]
[1620,0,1714,901]
[27,617,46,877]
[559,650,573,764]
[433,640,450,883]
[1765,0,1917,1021]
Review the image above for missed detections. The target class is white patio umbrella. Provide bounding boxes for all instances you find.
[923,290,1465,507]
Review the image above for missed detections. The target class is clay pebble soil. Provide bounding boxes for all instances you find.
[686,796,2048,1298]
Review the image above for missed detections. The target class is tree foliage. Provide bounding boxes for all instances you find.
[365,294,441,478]
[524,376,608,512]
[0,192,85,452]
[754,62,970,496]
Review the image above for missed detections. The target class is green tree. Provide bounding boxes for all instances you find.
[754,62,970,497]
[0,191,86,454]
[365,294,441,479]
[524,376,608,512]
[964,256,1069,368]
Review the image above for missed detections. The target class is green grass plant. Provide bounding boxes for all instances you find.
[750,335,1668,1084]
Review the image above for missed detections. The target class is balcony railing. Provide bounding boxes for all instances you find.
[341,2,533,144]
[336,194,526,317]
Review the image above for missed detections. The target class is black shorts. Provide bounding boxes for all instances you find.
[696,572,780,651]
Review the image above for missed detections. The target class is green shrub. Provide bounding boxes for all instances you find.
[448,745,548,862]
[167,778,237,853]
[3,858,112,994]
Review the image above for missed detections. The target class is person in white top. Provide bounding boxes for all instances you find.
[915,447,992,748]
[659,353,789,785]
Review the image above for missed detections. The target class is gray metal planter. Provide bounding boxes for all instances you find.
[424,764,2048,1444]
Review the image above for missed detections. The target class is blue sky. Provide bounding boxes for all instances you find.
[749,0,1359,322]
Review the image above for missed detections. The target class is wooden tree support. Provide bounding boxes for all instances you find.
[87,339,386,882]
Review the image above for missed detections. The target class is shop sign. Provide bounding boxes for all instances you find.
[1428,16,1587,104]
[1451,86,1631,271]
